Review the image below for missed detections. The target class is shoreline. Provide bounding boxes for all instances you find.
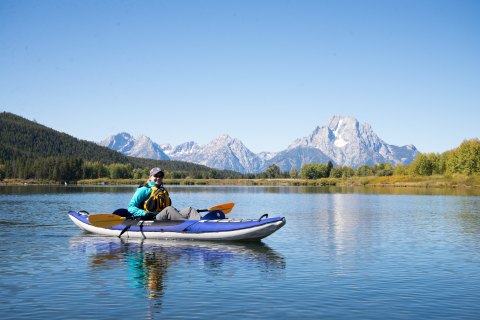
[2,175,480,189]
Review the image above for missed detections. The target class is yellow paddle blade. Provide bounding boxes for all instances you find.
[88,214,126,228]
[208,202,235,214]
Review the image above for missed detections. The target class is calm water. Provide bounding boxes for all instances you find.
[1,185,480,319]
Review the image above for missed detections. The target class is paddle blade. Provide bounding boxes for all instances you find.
[88,214,126,228]
[208,202,235,214]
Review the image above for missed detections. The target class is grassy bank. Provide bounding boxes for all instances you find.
[79,175,480,188]
[3,175,479,188]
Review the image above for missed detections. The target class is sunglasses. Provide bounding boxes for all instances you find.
[154,173,164,178]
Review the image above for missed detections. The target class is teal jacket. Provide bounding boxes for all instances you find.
[128,181,162,218]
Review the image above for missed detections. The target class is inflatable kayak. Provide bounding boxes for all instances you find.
[68,210,286,241]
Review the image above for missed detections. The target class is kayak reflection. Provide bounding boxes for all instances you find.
[69,235,285,303]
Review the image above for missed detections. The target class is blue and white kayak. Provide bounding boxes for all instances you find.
[68,211,286,241]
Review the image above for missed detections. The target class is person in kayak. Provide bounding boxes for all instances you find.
[128,167,201,220]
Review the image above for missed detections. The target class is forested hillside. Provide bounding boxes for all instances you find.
[0,112,128,163]
[0,112,242,181]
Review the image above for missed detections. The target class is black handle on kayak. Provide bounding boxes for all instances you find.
[258,214,268,221]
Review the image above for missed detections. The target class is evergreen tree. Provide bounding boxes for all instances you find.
[326,161,333,177]
[289,167,298,179]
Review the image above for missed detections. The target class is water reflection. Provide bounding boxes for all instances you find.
[170,185,480,196]
[457,199,480,239]
[69,235,285,311]
[2,184,480,196]
[0,185,135,195]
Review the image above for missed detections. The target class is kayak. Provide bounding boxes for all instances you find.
[68,210,286,241]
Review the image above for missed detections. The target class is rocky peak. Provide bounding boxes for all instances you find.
[100,116,419,173]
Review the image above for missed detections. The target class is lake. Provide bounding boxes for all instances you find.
[1,185,480,319]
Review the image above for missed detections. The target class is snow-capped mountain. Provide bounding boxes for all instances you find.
[287,116,418,169]
[161,141,201,157]
[173,135,263,173]
[257,151,278,161]
[99,133,169,160]
[101,132,135,154]
[100,116,419,173]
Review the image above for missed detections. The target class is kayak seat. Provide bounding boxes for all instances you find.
[202,210,226,220]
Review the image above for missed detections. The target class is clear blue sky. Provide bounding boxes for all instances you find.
[1,0,479,153]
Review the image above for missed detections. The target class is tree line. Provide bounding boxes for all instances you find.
[0,157,244,181]
[1,136,478,182]
[264,139,480,179]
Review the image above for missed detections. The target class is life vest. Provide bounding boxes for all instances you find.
[143,185,172,213]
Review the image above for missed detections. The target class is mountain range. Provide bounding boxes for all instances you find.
[99,116,420,174]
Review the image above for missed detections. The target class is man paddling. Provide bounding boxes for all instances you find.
[128,167,201,220]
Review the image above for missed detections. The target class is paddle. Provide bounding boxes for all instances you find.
[87,202,235,228]
[88,214,126,228]
[198,202,235,214]
[87,208,130,227]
